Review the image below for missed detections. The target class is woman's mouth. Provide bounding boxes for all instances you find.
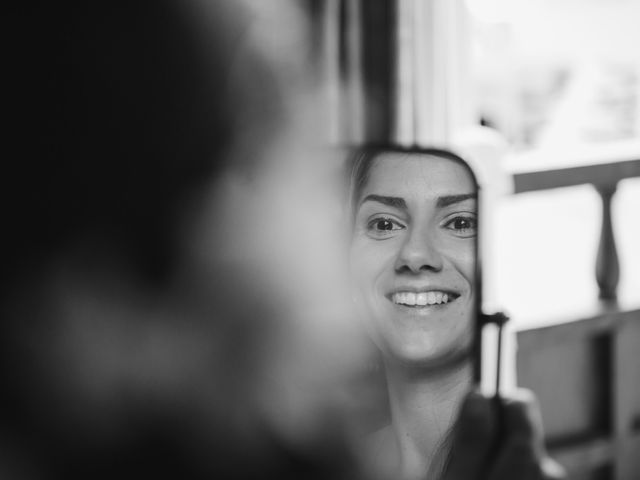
[389,291,460,307]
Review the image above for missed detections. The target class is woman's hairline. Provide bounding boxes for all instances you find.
[346,146,474,220]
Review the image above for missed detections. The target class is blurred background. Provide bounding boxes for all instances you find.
[466,3,640,478]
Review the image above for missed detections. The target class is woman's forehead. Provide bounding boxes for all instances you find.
[363,152,475,198]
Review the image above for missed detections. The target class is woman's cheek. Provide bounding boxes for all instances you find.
[453,248,477,291]
[352,241,383,283]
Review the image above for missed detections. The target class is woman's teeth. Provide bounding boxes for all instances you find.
[391,291,451,306]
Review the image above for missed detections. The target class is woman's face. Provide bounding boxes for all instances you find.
[349,152,477,368]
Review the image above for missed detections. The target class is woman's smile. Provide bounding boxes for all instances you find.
[383,285,467,320]
[388,289,460,307]
[349,150,477,365]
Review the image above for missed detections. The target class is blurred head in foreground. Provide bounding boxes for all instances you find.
[1,1,360,479]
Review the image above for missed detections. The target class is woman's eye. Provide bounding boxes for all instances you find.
[444,215,477,236]
[366,217,405,238]
[374,219,394,230]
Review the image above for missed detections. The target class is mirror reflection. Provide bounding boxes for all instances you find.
[346,148,478,479]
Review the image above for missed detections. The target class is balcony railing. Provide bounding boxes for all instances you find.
[508,140,640,480]
[507,140,640,301]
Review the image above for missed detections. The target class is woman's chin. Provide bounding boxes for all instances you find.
[382,336,473,371]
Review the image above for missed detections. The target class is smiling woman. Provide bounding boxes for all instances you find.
[347,147,479,480]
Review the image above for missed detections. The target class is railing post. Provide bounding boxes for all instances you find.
[595,183,620,301]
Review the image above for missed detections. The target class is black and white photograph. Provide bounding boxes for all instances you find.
[2,1,639,479]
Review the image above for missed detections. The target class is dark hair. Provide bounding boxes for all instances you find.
[1,1,284,291]
[1,4,359,480]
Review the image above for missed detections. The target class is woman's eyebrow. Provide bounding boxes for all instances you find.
[436,193,477,207]
[360,194,407,210]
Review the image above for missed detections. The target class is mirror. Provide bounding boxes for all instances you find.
[344,145,481,479]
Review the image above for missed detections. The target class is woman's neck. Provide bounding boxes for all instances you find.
[383,358,473,480]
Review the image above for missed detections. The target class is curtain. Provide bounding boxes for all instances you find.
[311,0,474,147]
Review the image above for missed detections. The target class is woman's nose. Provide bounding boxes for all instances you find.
[394,227,444,274]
